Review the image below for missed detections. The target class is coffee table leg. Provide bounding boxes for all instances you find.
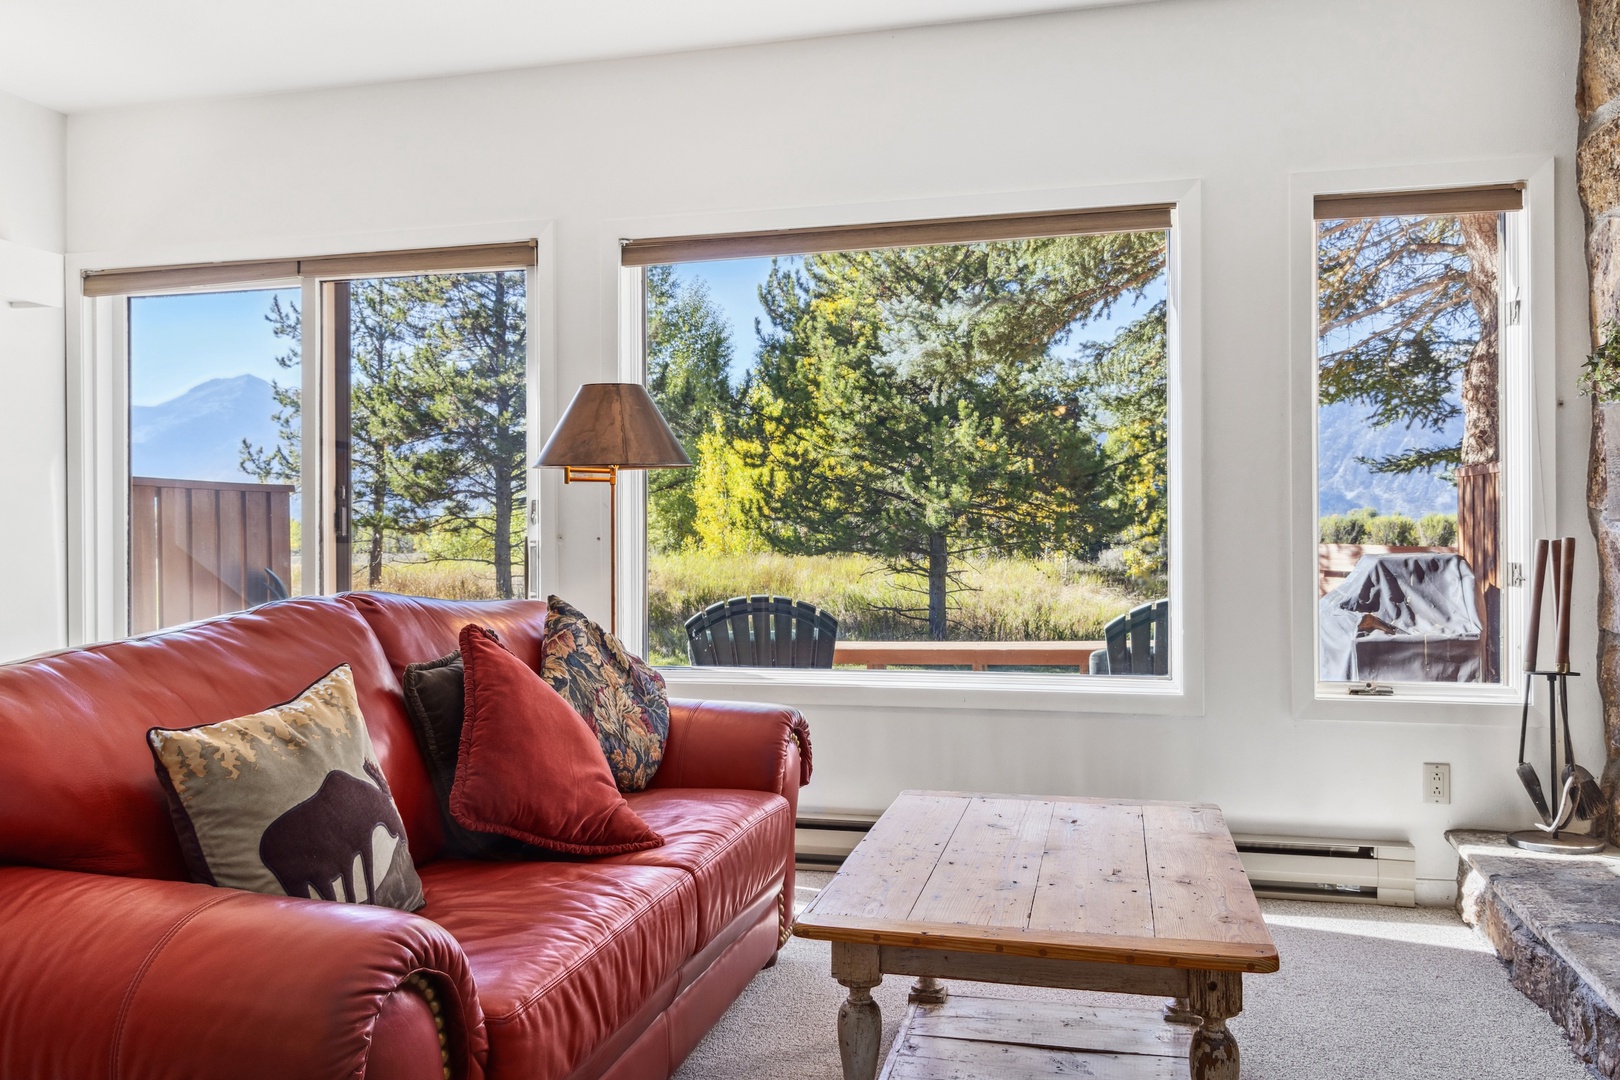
[908,976,947,1004]
[832,942,883,1080]
[1188,971,1242,1080]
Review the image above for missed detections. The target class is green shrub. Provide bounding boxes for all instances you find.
[1319,514,1362,544]
[1416,513,1457,547]
[1320,507,1380,544]
[1364,514,1417,546]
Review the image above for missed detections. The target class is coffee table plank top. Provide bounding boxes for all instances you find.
[1028,800,1155,939]
[796,791,1278,974]
[909,796,1056,928]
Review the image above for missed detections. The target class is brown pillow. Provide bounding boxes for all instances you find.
[148,664,425,911]
[401,649,531,861]
[451,624,663,855]
[540,594,671,792]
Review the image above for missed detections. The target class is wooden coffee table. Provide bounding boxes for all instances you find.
[793,791,1279,1080]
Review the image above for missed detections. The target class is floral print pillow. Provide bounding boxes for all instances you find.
[540,595,671,792]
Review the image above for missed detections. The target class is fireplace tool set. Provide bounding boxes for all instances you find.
[1508,536,1607,854]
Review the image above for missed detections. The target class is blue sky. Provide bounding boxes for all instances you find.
[129,288,299,407]
[131,256,1166,407]
[672,254,1166,385]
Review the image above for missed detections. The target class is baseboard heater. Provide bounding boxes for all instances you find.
[796,815,1416,908]
[1231,834,1415,907]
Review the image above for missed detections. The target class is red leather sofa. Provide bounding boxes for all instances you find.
[0,593,810,1080]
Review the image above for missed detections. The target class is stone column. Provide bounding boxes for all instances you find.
[1578,1,1620,841]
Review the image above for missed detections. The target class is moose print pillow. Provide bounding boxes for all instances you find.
[147,664,426,911]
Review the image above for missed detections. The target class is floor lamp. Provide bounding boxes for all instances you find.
[536,383,691,635]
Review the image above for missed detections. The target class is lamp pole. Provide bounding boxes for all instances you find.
[560,464,620,634]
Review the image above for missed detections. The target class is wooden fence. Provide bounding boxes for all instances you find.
[1456,462,1501,682]
[130,477,295,634]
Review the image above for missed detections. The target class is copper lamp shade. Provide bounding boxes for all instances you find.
[536,383,691,470]
[536,383,690,635]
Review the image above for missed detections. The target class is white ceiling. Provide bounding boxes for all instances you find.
[0,0,1158,114]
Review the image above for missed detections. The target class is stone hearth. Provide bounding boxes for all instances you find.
[1452,830,1620,1077]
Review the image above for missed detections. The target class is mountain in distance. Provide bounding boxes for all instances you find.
[137,374,1456,522]
[1317,399,1461,518]
[131,374,292,485]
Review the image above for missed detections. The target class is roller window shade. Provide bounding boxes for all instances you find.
[1313,184,1523,221]
[82,240,538,297]
[620,205,1175,267]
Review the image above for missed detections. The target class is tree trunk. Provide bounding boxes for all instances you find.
[927,532,948,641]
[1458,214,1501,467]
[491,274,515,601]
[494,491,513,599]
[367,505,384,589]
[1577,0,1620,841]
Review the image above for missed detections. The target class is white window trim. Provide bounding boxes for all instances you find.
[1287,158,1556,721]
[609,179,1204,716]
[65,221,557,646]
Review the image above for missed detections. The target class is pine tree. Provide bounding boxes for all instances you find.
[740,234,1166,639]
[397,271,528,599]
[1316,212,1500,474]
[240,293,302,486]
[644,265,736,551]
[347,279,433,588]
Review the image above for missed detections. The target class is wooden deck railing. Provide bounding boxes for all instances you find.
[130,476,295,634]
[832,640,1105,672]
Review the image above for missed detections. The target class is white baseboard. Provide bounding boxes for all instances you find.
[1415,878,1459,907]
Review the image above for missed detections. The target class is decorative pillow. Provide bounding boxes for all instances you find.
[401,648,532,861]
[147,665,426,911]
[452,624,664,855]
[540,594,671,791]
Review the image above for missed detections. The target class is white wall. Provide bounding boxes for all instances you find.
[0,89,66,659]
[63,0,1588,901]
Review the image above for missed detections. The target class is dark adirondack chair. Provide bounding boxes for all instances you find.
[684,596,839,668]
[1089,598,1169,675]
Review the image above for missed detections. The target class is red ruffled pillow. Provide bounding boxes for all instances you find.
[449,624,663,855]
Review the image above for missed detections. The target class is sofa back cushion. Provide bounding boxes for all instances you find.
[0,597,444,879]
[344,592,549,680]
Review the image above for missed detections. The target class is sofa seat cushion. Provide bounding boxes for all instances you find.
[605,789,790,951]
[419,860,697,1080]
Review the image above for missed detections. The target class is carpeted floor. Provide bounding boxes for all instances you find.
[673,872,1589,1079]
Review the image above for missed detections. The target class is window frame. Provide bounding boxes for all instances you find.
[1287,159,1556,720]
[65,225,556,644]
[611,180,1204,715]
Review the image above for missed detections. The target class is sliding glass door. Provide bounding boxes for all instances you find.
[331,271,528,600]
[128,287,313,633]
[122,253,531,632]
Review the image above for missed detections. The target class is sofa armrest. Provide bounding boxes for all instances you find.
[0,867,486,1080]
[655,699,812,951]
[655,699,812,794]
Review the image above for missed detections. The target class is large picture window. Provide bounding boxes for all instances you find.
[1312,185,1524,689]
[629,209,1176,677]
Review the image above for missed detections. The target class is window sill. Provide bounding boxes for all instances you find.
[658,665,1201,716]
[1300,679,1524,722]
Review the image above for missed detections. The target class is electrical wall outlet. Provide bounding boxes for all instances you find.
[1423,762,1451,804]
